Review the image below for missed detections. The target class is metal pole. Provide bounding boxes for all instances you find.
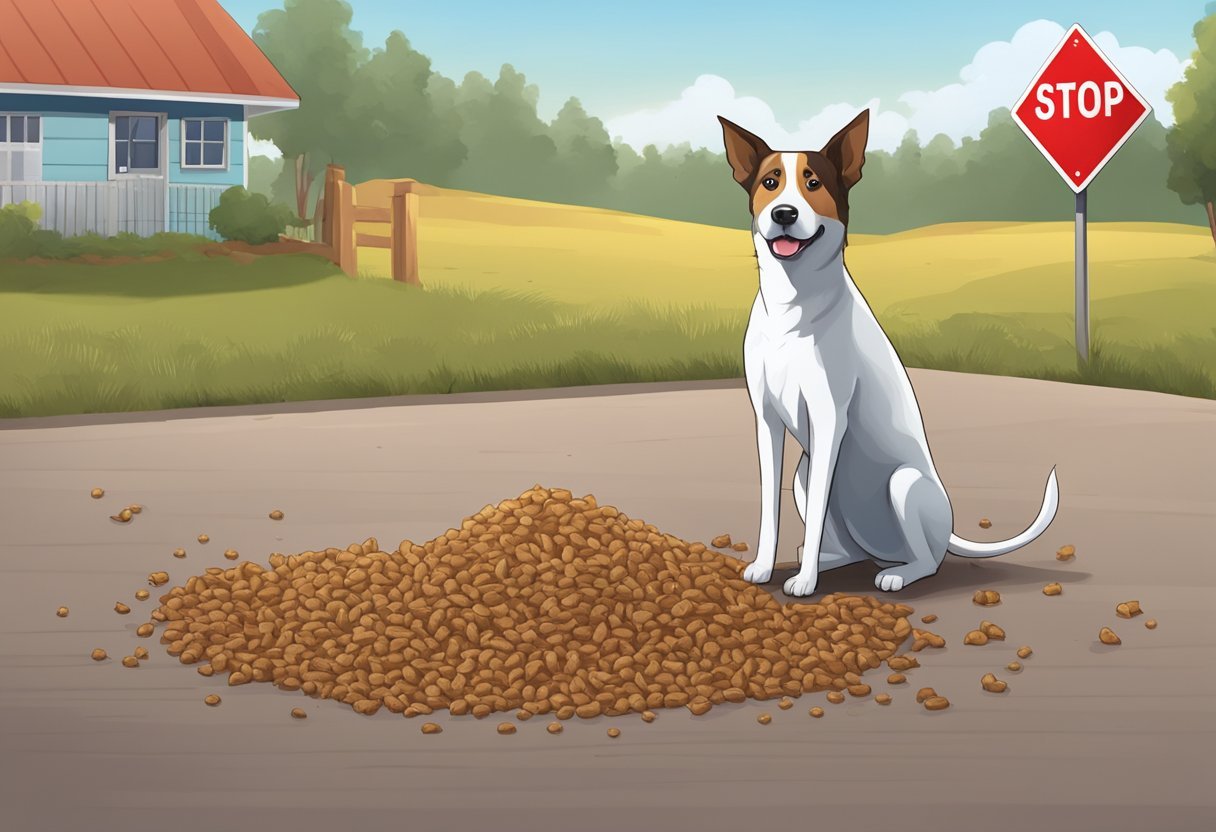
[1075,188,1089,365]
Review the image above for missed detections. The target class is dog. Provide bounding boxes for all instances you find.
[718,110,1059,596]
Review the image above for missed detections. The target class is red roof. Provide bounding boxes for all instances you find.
[0,0,297,105]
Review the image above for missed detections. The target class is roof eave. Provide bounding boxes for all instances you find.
[0,82,299,117]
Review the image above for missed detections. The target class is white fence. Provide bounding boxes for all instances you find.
[0,180,227,239]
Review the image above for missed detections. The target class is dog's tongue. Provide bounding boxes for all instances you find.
[772,237,801,257]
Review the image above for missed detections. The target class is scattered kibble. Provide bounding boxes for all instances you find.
[979,620,1006,640]
[963,629,989,646]
[887,673,907,685]
[1043,583,1062,596]
[1116,600,1143,619]
[198,665,214,677]
[134,589,150,601]
[111,509,133,523]
[136,623,154,637]
[607,727,621,738]
[875,693,892,705]
[923,696,950,711]
[1007,661,1023,672]
[915,687,937,704]
[133,647,149,660]
[291,708,307,719]
[979,518,992,529]
[688,698,712,716]
[496,722,517,735]
[546,721,563,734]
[197,534,209,544]
[128,504,142,515]
[114,602,130,615]
[172,549,187,559]
[920,614,938,624]
[826,691,845,704]
[90,488,104,499]
[421,722,442,734]
[121,656,139,668]
[641,710,657,723]
[980,673,1008,693]
[1017,646,1033,659]
[973,590,1001,606]
[778,697,793,710]
[711,534,732,548]
[809,707,824,718]
[1056,544,1076,561]
[90,648,107,661]
[1099,627,1121,645]
[888,656,919,671]
[56,606,69,618]
[515,709,532,721]
[269,510,284,521]
[756,713,772,725]
[731,541,749,553]
[848,684,872,698]
[910,628,946,651]
[204,694,221,706]
[1145,619,1158,630]
[147,572,169,587]
[224,549,239,561]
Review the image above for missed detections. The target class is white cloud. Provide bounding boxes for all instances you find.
[604,20,1190,153]
[249,137,282,159]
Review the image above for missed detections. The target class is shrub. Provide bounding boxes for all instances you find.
[209,186,304,245]
[0,201,67,258]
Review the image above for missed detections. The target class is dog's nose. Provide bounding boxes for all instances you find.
[771,205,799,226]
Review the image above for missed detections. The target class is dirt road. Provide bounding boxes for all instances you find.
[1,371,1213,832]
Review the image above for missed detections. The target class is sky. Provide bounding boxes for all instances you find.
[223,0,1211,157]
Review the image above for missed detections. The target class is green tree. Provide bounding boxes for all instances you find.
[548,98,617,202]
[1166,11,1216,245]
[251,0,367,220]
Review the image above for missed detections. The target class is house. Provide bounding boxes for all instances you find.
[0,0,298,238]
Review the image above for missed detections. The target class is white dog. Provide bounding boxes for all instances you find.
[719,110,1059,596]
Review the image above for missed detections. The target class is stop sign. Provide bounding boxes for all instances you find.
[1011,24,1151,193]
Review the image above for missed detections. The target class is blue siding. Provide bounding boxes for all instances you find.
[0,94,244,187]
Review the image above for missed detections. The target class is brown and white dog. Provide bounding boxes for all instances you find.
[719,110,1059,596]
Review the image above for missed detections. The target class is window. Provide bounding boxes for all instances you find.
[181,118,227,169]
[113,114,161,175]
[0,114,42,182]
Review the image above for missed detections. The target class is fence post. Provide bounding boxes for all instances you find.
[312,191,325,243]
[333,179,357,276]
[322,164,344,247]
[391,179,421,286]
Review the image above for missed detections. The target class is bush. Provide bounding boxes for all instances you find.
[209,186,304,245]
[0,201,65,258]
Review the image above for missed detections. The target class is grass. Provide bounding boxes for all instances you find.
[0,184,1212,417]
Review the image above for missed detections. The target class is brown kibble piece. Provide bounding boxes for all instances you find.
[197,534,209,544]
[979,518,992,529]
[134,589,150,601]
[112,509,132,523]
[875,693,892,705]
[887,656,920,671]
[496,722,517,735]
[826,691,845,704]
[809,707,824,718]
[547,721,563,734]
[224,549,239,561]
[915,687,937,704]
[1043,582,1062,596]
[172,548,186,559]
[848,684,871,698]
[204,694,221,706]
[114,602,130,615]
[887,673,906,685]
[136,623,154,637]
[641,710,657,723]
[147,572,169,587]
[56,606,69,618]
[90,488,104,499]
[128,504,142,515]
[756,713,772,725]
[1145,619,1158,630]
[1007,661,1022,672]
[731,541,749,552]
[1099,627,1121,645]
[515,709,532,721]
[121,656,138,668]
[711,534,732,548]
[607,727,621,738]
[972,590,1001,606]
[980,621,1006,640]
[90,648,107,661]
[688,699,712,716]
[920,614,937,624]
[963,630,989,646]
[1017,646,1033,659]
[1115,600,1143,619]
[134,647,149,660]
[1056,545,1076,560]
[778,697,793,710]
[923,696,950,711]
[420,722,442,734]
[270,510,284,520]
[291,708,307,719]
[980,673,1008,693]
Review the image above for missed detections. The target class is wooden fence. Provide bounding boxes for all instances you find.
[317,164,421,284]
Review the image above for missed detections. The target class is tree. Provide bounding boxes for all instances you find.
[1166,11,1216,245]
[250,0,367,220]
[548,98,617,202]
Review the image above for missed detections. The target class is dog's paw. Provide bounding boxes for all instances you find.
[783,572,818,597]
[876,571,906,592]
[743,561,773,584]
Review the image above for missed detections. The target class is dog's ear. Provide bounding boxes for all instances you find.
[821,109,869,190]
[718,116,771,189]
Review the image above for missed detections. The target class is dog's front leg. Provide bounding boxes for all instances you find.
[743,402,785,584]
[783,405,846,597]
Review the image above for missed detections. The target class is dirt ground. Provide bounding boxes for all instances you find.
[1,370,1213,832]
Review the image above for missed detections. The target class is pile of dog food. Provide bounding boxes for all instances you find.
[150,486,915,718]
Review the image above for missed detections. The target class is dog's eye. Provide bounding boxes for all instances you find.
[806,178,821,191]
[762,178,778,191]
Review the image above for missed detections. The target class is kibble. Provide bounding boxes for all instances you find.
[887,673,907,685]
[607,727,621,738]
[112,509,133,523]
[920,614,938,624]
[134,646,149,660]
[757,713,772,725]
[147,572,169,587]
[923,696,950,711]
[291,708,307,719]
[778,697,793,710]
[197,534,209,544]
[198,665,214,677]
[90,488,104,499]
[173,548,187,559]
[963,630,989,646]
[1116,600,1143,619]
[910,628,945,651]
[1043,583,1062,596]
[150,487,916,721]
[826,691,845,704]
[134,589,150,601]
[1017,646,1033,659]
[888,656,919,671]
[875,693,892,705]
[973,590,1001,606]
[1056,544,1076,561]
[122,656,139,668]
[56,606,69,618]
[497,722,516,735]
[978,518,992,529]
[547,721,563,734]
[641,710,657,723]
[90,648,107,661]
[915,687,937,704]
[980,672,1008,693]
[809,707,824,718]
[1145,619,1158,630]
[516,709,533,721]
[204,694,221,706]
[224,549,239,561]
[421,723,442,734]
[731,542,749,553]
[270,510,285,520]
[1099,627,1121,645]
[688,698,712,716]
[114,602,130,615]
[128,504,143,515]
[1007,661,1022,672]
[979,620,1006,641]
[848,684,871,698]
[711,534,732,548]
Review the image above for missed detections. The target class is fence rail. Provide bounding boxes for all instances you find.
[319,164,421,284]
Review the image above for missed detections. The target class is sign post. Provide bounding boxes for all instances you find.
[1011,24,1150,366]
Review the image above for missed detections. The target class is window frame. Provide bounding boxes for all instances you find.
[108,111,167,180]
[0,113,44,183]
[180,117,229,171]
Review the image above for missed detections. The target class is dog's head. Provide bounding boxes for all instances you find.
[718,111,869,265]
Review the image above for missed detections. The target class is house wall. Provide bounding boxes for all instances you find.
[0,93,245,187]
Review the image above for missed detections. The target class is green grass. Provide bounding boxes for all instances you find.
[0,216,1212,418]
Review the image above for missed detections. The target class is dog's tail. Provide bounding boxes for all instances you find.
[947,467,1059,558]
